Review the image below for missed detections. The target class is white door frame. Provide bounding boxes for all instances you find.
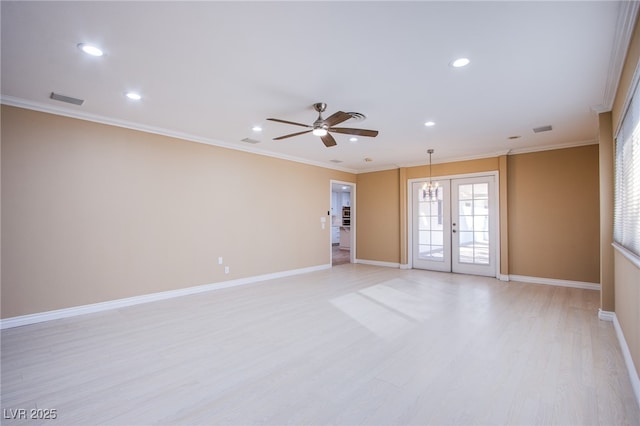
[407,171,500,277]
[330,180,356,265]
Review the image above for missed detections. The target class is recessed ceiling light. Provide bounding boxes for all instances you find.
[125,92,142,101]
[77,43,104,57]
[349,137,358,142]
[424,121,436,127]
[252,126,262,132]
[450,58,470,68]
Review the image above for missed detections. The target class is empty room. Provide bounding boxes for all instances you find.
[1,1,639,425]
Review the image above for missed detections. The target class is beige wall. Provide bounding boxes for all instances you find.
[1,106,354,318]
[404,157,500,181]
[355,157,503,266]
[499,155,509,277]
[0,105,605,320]
[599,112,615,311]
[615,250,640,374]
[508,146,600,283]
[355,169,400,264]
[355,148,600,284]
[610,12,640,379]
[618,196,640,393]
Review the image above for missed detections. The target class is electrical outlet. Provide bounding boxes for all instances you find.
[224,266,230,274]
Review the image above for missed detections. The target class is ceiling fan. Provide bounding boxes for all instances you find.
[267,103,379,147]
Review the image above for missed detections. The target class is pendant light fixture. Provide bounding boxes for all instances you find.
[422,149,439,201]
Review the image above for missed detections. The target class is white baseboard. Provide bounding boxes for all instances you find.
[354,259,401,268]
[0,264,331,330]
[509,274,600,291]
[498,273,510,282]
[598,309,615,322]
[611,312,640,410]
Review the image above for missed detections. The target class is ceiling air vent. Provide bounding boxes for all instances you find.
[241,137,260,144]
[533,125,552,133]
[50,92,84,106]
[330,159,343,163]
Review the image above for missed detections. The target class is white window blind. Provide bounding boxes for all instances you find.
[615,81,640,259]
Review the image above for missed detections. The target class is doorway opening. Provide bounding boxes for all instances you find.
[330,181,355,266]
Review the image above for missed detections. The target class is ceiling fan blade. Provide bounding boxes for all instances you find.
[330,127,379,137]
[321,133,337,147]
[273,130,313,140]
[267,118,312,128]
[324,111,352,127]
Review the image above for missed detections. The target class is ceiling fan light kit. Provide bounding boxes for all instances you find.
[267,102,379,147]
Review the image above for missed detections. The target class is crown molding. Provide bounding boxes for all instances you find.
[506,139,597,155]
[599,0,640,112]
[357,140,597,174]
[1,96,359,174]
[395,150,512,170]
[1,96,599,176]
[352,139,600,174]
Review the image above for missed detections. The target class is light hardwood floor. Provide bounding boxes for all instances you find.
[332,244,350,266]
[2,264,639,425]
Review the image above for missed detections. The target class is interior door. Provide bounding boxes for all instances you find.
[412,175,496,277]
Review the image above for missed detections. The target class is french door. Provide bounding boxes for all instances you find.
[412,175,497,277]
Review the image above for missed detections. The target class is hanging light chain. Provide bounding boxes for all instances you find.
[423,149,439,201]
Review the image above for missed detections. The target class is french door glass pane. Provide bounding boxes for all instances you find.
[431,216,443,229]
[459,201,472,215]
[456,182,490,265]
[430,246,444,258]
[431,230,443,245]
[474,215,489,231]
[473,183,489,198]
[474,199,489,215]
[417,185,444,262]
[458,184,473,200]
[459,216,473,231]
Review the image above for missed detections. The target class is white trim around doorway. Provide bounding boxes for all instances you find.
[330,180,356,265]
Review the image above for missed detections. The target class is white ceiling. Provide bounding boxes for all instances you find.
[1,1,634,173]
